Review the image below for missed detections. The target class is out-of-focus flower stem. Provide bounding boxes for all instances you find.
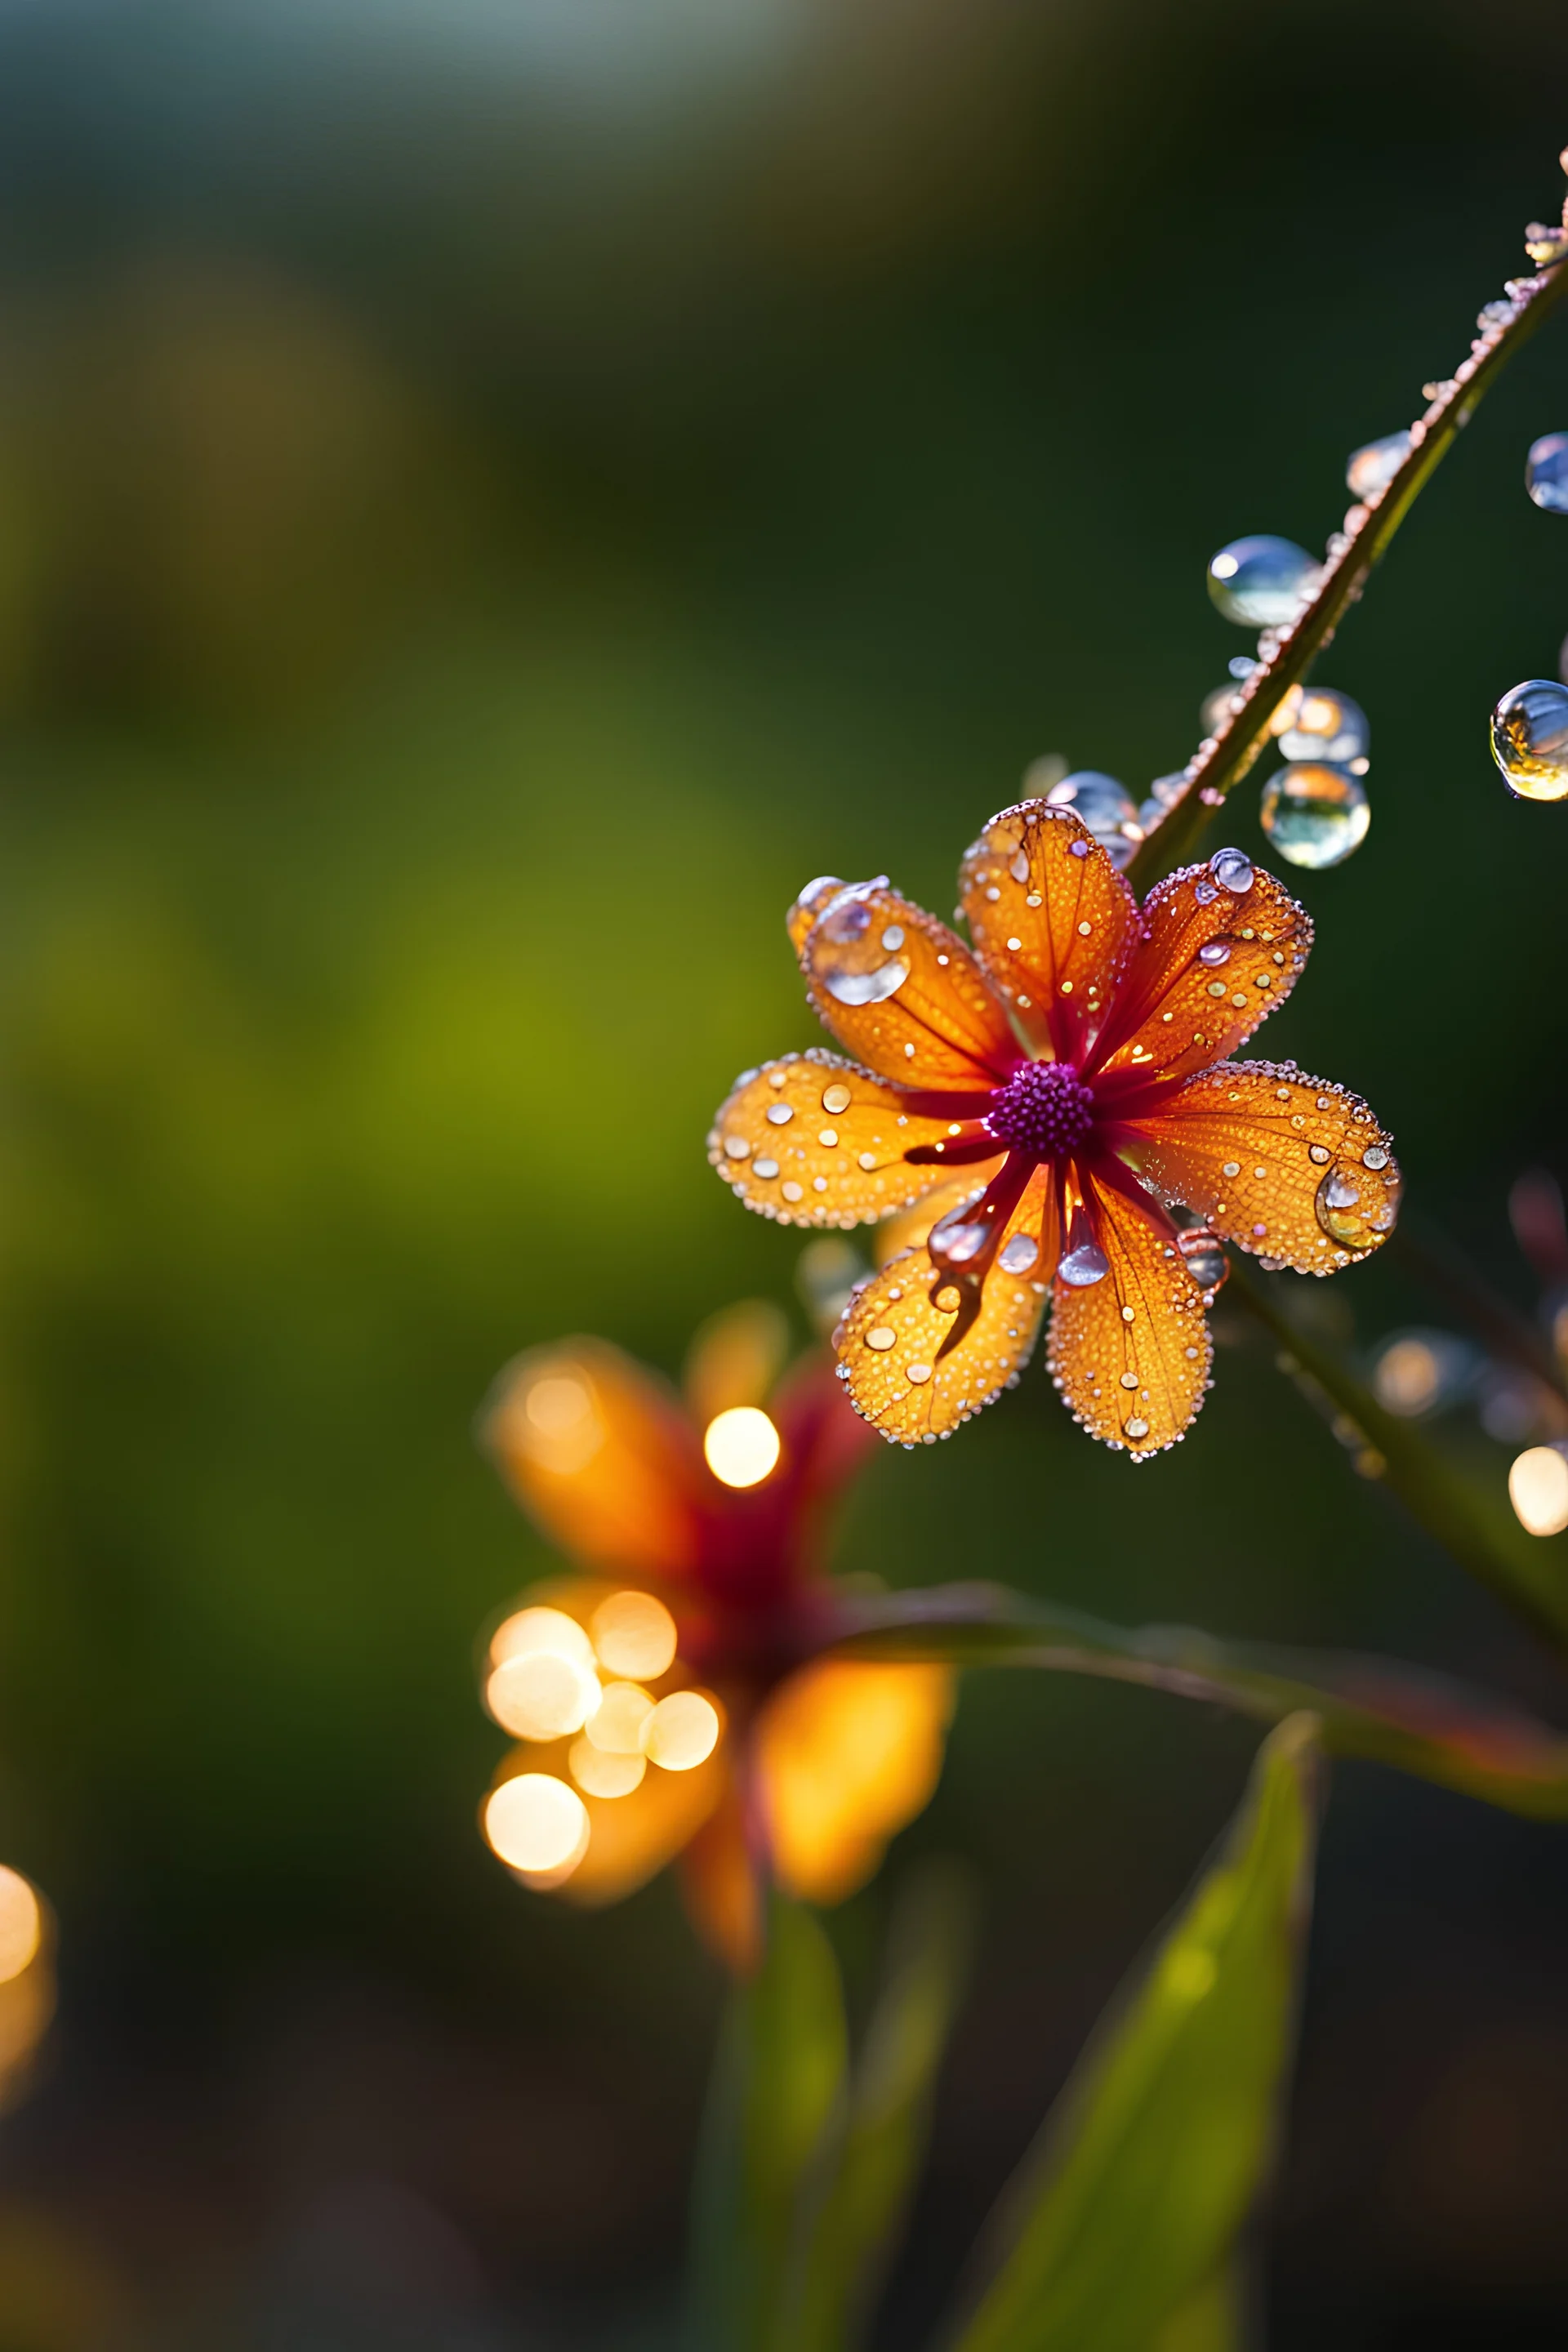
[1228,1261,1568,1655]
[1129,252,1568,890]
[1391,1214,1568,1432]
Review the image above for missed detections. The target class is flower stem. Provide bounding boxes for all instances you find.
[1128,248,1568,890]
[1227,1261,1568,1655]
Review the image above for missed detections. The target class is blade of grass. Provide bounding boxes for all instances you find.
[947,1717,1320,2352]
[784,1861,977,2352]
[688,1893,849,2352]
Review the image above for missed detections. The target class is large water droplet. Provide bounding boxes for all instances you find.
[1345,430,1411,501]
[1259,764,1371,868]
[1045,771,1143,871]
[930,1210,990,1265]
[1206,536,1320,627]
[1176,1229,1227,1294]
[823,957,911,1005]
[998,1232,1040,1275]
[1526,432,1568,514]
[1209,848,1254,894]
[1058,1241,1109,1286]
[1490,679,1568,802]
[1271,684,1370,765]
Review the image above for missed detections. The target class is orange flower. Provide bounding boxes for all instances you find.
[710,800,1401,1457]
[474,1307,953,1969]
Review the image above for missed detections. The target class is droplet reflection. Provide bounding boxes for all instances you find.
[1491,679,1568,801]
[1259,764,1370,868]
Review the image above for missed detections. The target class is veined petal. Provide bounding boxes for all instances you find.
[1091,850,1313,1085]
[832,1176,1054,1446]
[482,1341,702,1578]
[1048,1181,1212,1455]
[1130,1061,1401,1272]
[875,1164,1007,1266]
[958,801,1138,1060]
[800,881,1016,1088]
[755,1659,954,1905]
[708,1051,969,1227]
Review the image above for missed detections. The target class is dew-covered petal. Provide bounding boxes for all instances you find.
[482,1341,702,1579]
[1129,1061,1401,1272]
[755,1659,954,1904]
[800,881,1016,1088]
[831,1187,1053,1446]
[708,1051,977,1227]
[1090,852,1314,1085]
[1048,1183,1212,1455]
[875,1165,1008,1266]
[957,800,1139,1060]
[489,1738,728,1907]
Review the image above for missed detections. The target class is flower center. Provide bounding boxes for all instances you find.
[985,1059,1096,1158]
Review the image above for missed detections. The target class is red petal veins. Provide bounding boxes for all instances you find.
[1089,852,1313,1087]
[957,800,1139,1063]
[800,882,1016,1089]
[1129,1060,1401,1272]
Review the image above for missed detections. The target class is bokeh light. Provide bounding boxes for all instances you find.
[483,1775,590,1876]
[510,1371,604,1474]
[586,1681,655,1754]
[489,1605,596,1671]
[1508,1445,1568,1536]
[702,1406,780,1488]
[568,1739,647,1799]
[590,1590,677,1681]
[486,1651,600,1740]
[641,1690,721,1771]
[0,1870,42,1987]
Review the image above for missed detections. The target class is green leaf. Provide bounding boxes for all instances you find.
[949,1717,1320,2352]
[1152,2264,1248,2352]
[784,1861,977,2352]
[829,1583,1568,1820]
[688,1893,849,2352]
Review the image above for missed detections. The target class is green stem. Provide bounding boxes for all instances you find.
[1128,250,1568,889]
[1227,1261,1568,1654]
[1392,1214,1568,1430]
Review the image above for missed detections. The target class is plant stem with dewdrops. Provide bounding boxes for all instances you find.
[1129,216,1568,892]
[1227,1262,1568,1655]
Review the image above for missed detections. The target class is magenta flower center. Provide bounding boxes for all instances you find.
[985,1059,1096,1157]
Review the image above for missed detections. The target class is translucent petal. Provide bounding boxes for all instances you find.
[1131,1061,1401,1272]
[755,1659,954,1904]
[709,1052,971,1228]
[1048,1182,1212,1454]
[1091,853,1313,1085]
[481,1342,702,1579]
[832,1176,1053,1445]
[958,800,1139,1060]
[799,882,1016,1088]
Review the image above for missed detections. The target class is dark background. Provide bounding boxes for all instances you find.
[0,0,1563,2342]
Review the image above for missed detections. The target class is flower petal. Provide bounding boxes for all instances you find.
[482,1341,702,1579]
[1090,850,1313,1085]
[958,801,1138,1060]
[832,1178,1054,1446]
[708,1051,968,1227]
[679,1783,761,1971]
[875,1164,1008,1265]
[1048,1181,1212,1454]
[1129,1060,1401,1272]
[800,882,1016,1088]
[755,1659,954,1904]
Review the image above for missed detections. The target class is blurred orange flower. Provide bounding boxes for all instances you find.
[474,1305,952,1970]
[711,800,1400,1457]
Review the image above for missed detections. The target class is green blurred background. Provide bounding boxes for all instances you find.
[0,0,1564,2342]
